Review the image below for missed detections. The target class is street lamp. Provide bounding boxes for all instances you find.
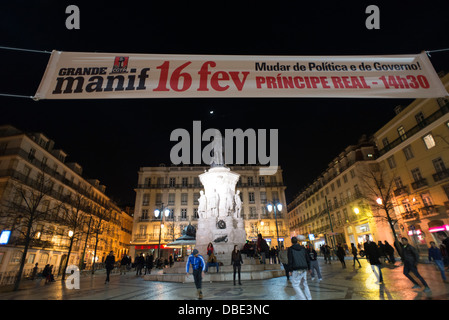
[267,201,283,248]
[154,204,171,259]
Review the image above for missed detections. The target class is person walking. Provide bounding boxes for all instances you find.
[436,231,449,259]
[351,243,362,268]
[307,245,322,281]
[428,241,448,282]
[364,235,383,284]
[135,253,144,276]
[169,254,174,268]
[145,254,154,275]
[278,245,290,280]
[399,237,430,292]
[288,237,312,300]
[42,264,51,284]
[186,248,206,299]
[336,243,346,268]
[105,251,115,284]
[384,240,396,264]
[120,254,129,275]
[377,240,390,263]
[231,245,243,285]
[31,263,39,280]
[323,244,331,264]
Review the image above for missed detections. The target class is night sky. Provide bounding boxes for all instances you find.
[1,1,449,206]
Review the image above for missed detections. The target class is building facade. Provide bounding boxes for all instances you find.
[0,125,132,280]
[131,164,289,259]
[288,73,449,253]
[287,139,387,250]
[373,73,449,251]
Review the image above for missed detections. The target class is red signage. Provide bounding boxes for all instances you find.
[135,245,167,250]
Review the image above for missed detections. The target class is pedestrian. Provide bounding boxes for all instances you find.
[336,243,346,268]
[242,241,251,258]
[384,240,396,264]
[207,242,214,257]
[377,240,390,263]
[231,245,243,285]
[136,253,144,275]
[105,251,115,284]
[428,241,448,282]
[186,248,206,299]
[278,245,290,280]
[270,246,277,264]
[436,231,449,258]
[205,252,219,273]
[351,243,362,268]
[323,244,331,264]
[399,237,430,292]
[169,254,174,268]
[49,265,55,282]
[31,263,38,280]
[120,253,129,275]
[364,235,383,284]
[257,233,270,264]
[145,254,153,275]
[42,264,51,284]
[288,236,312,300]
[307,245,322,281]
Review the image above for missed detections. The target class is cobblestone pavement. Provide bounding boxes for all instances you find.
[1,258,448,300]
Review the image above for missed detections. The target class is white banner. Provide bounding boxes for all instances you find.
[34,51,448,100]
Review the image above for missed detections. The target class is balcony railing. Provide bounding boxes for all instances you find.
[394,185,409,197]
[433,169,449,182]
[411,178,428,190]
[402,210,419,221]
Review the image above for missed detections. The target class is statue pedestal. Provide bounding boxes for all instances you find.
[195,166,247,263]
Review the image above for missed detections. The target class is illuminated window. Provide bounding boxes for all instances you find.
[422,133,436,149]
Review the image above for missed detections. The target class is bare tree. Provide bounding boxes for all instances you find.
[359,162,401,246]
[90,206,111,274]
[58,191,91,281]
[1,170,57,291]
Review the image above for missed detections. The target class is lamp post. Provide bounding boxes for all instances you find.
[267,201,283,248]
[154,204,171,259]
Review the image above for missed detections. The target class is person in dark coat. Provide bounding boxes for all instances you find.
[145,254,154,274]
[336,243,346,268]
[120,254,129,275]
[105,251,115,284]
[400,237,430,292]
[136,253,144,275]
[351,243,362,268]
[231,245,243,285]
[384,240,396,264]
[364,235,383,284]
[257,234,270,264]
[377,241,390,263]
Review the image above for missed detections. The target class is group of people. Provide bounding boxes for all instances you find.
[103,251,177,284]
[241,238,280,264]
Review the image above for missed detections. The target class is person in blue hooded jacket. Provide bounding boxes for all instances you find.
[186,248,206,299]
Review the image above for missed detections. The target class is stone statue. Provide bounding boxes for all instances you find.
[198,190,207,218]
[234,190,242,218]
[210,132,224,167]
[208,189,219,217]
[226,188,234,215]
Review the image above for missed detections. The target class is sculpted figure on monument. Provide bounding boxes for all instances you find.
[234,190,242,218]
[208,189,219,217]
[198,190,207,218]
[225,187,234,215]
